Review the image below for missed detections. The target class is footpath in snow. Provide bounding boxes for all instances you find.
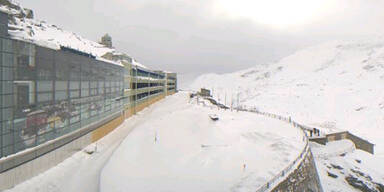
[100,92,306,192]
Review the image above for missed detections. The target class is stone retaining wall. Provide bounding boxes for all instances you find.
[236,107,324,192]
[272,151,323,192]
[311,131,374,154]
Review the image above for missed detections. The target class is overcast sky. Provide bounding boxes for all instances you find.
[18,0,384,88]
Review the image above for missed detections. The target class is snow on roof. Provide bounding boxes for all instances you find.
[96,57,124,67]
[132,58,148,69]
[0,1,146,68]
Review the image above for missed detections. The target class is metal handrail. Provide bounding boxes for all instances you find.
[236,107,310,192]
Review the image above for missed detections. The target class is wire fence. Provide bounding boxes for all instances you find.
[236,106,311,192]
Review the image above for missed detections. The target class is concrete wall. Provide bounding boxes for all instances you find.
[326,131,348,142]
[272,151,323,192]
[309,137,327,145]
[325,131,374,154]
[0,132,92,190]
[346,133,374,154]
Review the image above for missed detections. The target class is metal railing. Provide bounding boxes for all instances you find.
[236,107,311,192]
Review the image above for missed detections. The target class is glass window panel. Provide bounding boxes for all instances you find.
[90,88,97,96]
[2,81,13,94]
[37,68,53,80]
[36,57,53,80]
[55,91,68,101]
[18,42,34,56]
[91,110,98,117]
[56,63,69,80]
[2,95,13,108]
[55,118,68,129]
[2,67,13,80]
[69,115,79,124]
[2,132,13,147]
[36,57,53,70]
[69,81,80,90]
[98,87,104,95]
[21,136,36,148]
[69,121,80,131]
[81,89,89,97]
[37,92,52,102]
[90,81,97,88]
[55,81,68,91]
[2,52,14,67]
[16,55,32,68]
[81,81,89,89]
[70,71,81,80]
[2,145,13,157]
[1,120,12,134]
[70,90,79,98]
[2,38,13,53]
[36,132,50,145]
[13,117,26,136]
[104,105,110,112]
[14,141,26,153]
[16,66,35,80]
[37,81,53,92]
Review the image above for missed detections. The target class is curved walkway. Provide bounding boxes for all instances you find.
[100,93,306,192]
[237,107,323,192]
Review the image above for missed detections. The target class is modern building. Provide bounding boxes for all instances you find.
[100,33,112,48]
[199,88,211,97]
[0,10,177,189]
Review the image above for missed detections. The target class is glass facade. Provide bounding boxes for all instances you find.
[0,37,124,158]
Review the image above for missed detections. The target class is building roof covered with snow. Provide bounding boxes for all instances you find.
[0,0,147,68]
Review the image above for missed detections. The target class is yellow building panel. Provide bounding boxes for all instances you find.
[91,114,124,142]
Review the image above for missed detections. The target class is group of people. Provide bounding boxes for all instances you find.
[309,128,321,137]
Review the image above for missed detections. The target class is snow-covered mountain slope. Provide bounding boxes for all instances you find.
[0,0,147,68]
[190,38,384,156]
[311,140,384,192]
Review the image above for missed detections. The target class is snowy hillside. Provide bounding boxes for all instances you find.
[311,140,384,192]
[190,38,384,156]
[0,0,146,68]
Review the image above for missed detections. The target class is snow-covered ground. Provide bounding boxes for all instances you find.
[190,38,384,157]
[5,93,305,192]
[100,92,306,192]
[311,140,384,192]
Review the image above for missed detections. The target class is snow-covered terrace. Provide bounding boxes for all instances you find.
[100,92,306,192]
